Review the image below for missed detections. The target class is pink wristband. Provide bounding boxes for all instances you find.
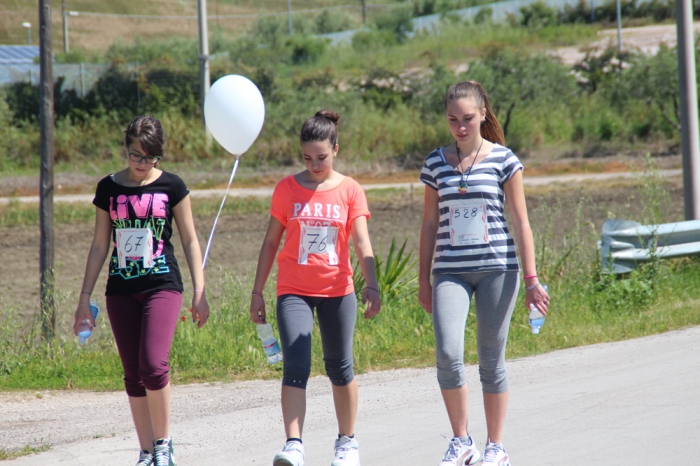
[524,275,537,279]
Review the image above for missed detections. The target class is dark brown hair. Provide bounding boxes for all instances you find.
[300,110,340,147]
[124,115,165,156]
[444,81,505,146]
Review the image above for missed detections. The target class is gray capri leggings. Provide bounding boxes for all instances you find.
[432,271,519,394]
[276,293,357,389]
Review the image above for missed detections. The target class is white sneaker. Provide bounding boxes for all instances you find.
[331,435,360,466]
[273,440,305,466]
[482,440,511,466]
[439,436,481,466]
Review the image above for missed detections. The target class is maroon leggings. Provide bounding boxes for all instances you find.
[106,290,182,397]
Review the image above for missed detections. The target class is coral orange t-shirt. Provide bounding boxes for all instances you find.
[270,175,370,297]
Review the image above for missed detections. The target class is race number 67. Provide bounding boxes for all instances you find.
[117,228,154,268]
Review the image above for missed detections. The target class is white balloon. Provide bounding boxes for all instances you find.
[204,75,265,155]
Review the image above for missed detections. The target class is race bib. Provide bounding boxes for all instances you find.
[299,225,339,265]
[116,228,154,268]
[449,202,489,246]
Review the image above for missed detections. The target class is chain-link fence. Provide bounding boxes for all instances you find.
[0,63,110,96]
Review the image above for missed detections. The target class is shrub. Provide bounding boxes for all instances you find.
[596,113,619,140]
[351,29,397,51]
[314,9,353,34]
[468,48,577,137]
[473,6,493,24]
[287,35,329,65]
[353,238,418,300]
[520,1,558,29]
[374,7,415,44]
[106,36,199,66]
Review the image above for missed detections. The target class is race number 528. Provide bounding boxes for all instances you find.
[116,228,154,268]
[449,203,489,246]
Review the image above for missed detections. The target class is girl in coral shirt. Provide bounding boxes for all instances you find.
[250,110,381,466]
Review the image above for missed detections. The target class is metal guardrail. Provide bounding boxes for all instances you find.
[599,219,700,274]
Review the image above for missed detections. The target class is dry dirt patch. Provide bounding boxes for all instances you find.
[0,178,685,321]
[552,21,700,65]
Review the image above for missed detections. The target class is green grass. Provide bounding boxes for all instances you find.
[317,22,598,73]
[0,444,51,461]
[1,253,699,391]
[0,187,415,228]
[1,162,697,391]
[0,201,97,227]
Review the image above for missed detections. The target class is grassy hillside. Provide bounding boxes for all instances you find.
[0,0,397,50]
[0,0,686,178]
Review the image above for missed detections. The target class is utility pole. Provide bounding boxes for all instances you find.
[62,1,69,53]
[361,0,367,24]
[616,0,622,54]
[197,0,211,144]
[39,0,55,342]
[676,0,700,219]
[287,0,293,36]
[22,22,32,46]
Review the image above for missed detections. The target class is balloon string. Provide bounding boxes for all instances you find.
[202,154,240,269]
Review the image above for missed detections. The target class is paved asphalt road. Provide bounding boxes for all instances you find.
[3,326,699,465]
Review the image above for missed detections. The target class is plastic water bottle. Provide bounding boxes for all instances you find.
[257,323,283,364]
[528,284,548,334]
[77,300,99,345]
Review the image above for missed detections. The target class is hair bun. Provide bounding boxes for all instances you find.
[316,110,340,127]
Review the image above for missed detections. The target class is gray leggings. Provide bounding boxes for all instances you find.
[276,293,357,389]
[432,271,519,394]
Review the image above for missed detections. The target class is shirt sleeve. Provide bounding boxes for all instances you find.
[92,176,111,212]
[419,151,439,190]
[168,173,190,208]
[269,179,289,227]
[347,179,370,224]
[501,150,524,184]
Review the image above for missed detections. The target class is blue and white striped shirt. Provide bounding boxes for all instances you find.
[420,144,523,275]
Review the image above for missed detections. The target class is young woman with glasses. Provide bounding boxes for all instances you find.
[73,115,210,466]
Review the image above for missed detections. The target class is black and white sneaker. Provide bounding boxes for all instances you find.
[136,450,153,466]
[153,438,176,466]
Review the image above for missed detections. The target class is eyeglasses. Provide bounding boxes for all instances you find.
[128,152,161,164]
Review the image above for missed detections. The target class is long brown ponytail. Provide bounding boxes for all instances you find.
[444,81,505,146]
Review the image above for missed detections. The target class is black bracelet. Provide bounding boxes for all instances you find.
[365,286,380,293]
[80,291,92,296]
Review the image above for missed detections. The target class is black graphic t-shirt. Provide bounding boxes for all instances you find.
[93,171,190,296]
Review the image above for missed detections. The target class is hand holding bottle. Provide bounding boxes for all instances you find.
[73,300,99,344]
[528,284,549,334]
[250,290,267,324]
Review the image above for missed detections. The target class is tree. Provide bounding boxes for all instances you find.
[468,48,577,137]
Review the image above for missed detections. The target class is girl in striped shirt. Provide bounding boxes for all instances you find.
[418,81,550,466]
